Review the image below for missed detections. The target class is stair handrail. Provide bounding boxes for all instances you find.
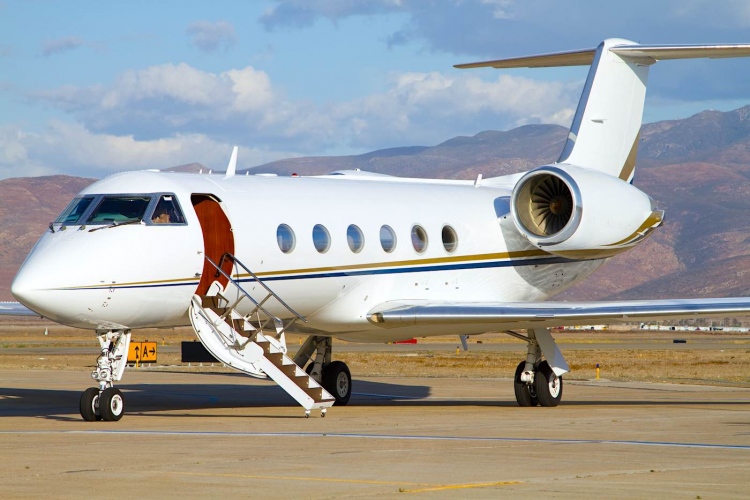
[205,254,307,323]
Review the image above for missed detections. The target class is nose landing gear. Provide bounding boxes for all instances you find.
[79,329,130,422]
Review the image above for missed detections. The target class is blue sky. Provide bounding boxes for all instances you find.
[3,0,750,179]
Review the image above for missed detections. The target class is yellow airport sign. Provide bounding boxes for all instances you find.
[128,341,157,363]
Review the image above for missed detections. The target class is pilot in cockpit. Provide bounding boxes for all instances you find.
[152,206,172,224]
[151,195,185,224]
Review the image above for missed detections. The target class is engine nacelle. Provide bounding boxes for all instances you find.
[510,164,663,259]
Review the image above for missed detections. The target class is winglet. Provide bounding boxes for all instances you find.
[224,146,238,179]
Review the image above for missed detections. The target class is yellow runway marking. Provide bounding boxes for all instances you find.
[166,471,418,487]
[399,480,521,493]
[163,471,519,492]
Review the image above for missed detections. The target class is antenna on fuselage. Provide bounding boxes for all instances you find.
[224,146,238,179]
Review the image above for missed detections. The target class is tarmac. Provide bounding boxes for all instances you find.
[1,368,750,498]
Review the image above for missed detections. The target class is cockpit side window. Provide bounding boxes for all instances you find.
[149,194,186,225]
[86,196,151,224]
[55,196,95,225]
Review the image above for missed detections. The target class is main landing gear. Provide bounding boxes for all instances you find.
[295,336,352,405]
[508,328,566,407]
[79,329,131,422]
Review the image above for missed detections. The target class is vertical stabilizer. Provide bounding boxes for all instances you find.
[557,39,649,181]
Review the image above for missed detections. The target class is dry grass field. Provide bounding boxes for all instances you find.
[1,317,749,387]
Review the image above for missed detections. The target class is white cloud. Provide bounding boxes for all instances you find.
[114,63,229,106]
[0,121,296,180]
[327,71,578,148]
[0,126,56,178]
[186,20,237,53]
[19,61,579,177]
[226,67,275,111]
[30,63,264,139]
[31,61,578,150]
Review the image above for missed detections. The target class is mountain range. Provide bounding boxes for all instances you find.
[4,106,750,303]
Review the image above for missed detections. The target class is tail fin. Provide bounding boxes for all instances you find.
[456,39,750,181]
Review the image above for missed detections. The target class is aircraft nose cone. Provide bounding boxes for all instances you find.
[11,264,46,316]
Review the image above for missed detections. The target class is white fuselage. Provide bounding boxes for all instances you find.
[11,170,605,341]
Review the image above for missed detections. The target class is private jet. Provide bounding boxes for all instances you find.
[11,38,750,421]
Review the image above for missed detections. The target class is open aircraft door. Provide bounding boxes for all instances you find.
[191,194,235,295]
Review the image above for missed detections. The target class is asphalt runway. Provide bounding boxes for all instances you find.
[1,369,750,498]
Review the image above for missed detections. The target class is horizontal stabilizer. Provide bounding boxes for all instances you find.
[455,43,750,69]
[611,44,750,61]
[454,48,595,69]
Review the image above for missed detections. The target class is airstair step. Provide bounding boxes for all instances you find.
[189,286,334,413]
[265,352,284,364]
[302,386,333,401]
[278,362,302,378]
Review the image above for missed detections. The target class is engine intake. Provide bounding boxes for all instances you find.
[512,166,582,245]
[510,164,661,258]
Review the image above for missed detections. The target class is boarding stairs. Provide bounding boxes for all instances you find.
[188,254,334,416]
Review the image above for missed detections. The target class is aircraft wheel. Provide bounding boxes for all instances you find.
[322,361,351,406]
[534,361,563,407]
[80,387,102,422]
[513,361,538,407]
[100,387,125,421]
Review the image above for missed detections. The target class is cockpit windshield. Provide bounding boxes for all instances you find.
[53,193,187,228]
[55,196,96,225]
[86,196,152,224]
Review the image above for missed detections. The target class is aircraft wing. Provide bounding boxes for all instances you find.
[368,298,750,330]
[0,301,39,316]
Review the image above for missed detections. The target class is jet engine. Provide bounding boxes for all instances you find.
[510,164,662,258]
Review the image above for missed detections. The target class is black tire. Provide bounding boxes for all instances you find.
[100,387,125,421]
[80,387,102,422]
[322,361,351,406]
[534,361,563,407]
[513,361,538,407]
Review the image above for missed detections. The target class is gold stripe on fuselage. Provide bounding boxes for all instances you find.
[61,249,555,290]
[249,249,551,279]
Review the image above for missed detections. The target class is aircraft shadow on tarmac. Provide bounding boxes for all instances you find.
[2,378,749,419]
[2,379,430,419]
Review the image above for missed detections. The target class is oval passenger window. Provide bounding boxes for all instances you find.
[442,225,458,253]
[380,225,397,253]
[411,225,428,253]
[277,224,296,253]
[313,224,331,253]
[347,224,364,253]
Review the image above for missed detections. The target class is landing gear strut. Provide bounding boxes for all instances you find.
[79,329,130,421]
[507,328,566,408]
[295,336,352,405]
